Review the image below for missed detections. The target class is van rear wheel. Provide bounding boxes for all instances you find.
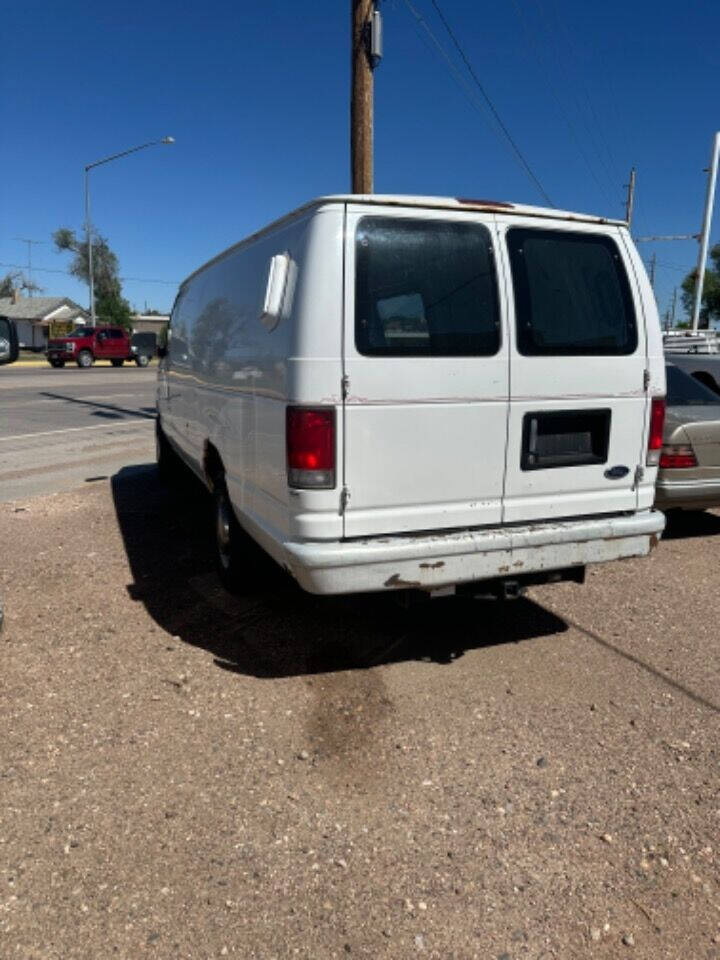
[214,482,244,592]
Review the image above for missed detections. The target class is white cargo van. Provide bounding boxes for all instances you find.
[156,195,666,596]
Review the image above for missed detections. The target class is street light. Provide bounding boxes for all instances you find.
[692,131,720,333]
[85,136,174,325]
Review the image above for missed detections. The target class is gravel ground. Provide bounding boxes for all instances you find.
[1,467,719,959]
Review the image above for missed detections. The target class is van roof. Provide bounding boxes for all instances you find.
[318,194,626,227]
[179,194,626,290]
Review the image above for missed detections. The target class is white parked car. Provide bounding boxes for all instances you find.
[156,194,666,597]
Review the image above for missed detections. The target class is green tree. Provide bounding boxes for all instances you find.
[0,273,17,297]
[95,289,133,328]
[681,244,720,329]
[0,271,43,298]
[53,227,132,329]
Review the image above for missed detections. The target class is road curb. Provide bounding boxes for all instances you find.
[10,360,159,368]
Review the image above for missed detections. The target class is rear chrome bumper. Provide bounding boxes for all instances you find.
[282,510,666,595]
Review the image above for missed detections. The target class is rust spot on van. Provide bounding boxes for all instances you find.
[457,197,514,209]
[498,565,510,574]
[419,561,445,570]
[650,534,660,551]
[384,573,422,589]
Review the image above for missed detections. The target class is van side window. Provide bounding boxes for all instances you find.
[355,217,500,357]
[169,290,192,368]
[507,228,637,356]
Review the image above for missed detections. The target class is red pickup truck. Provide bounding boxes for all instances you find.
[46,325,151,368]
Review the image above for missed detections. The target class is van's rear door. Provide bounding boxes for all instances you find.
[342,204,509,538]
[495,218,647,523]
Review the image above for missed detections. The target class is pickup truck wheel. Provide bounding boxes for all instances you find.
[49,358,65,368]
[76,350,93,368]
[135,354,150,368]
[214,482,244,591]
[111,359,124,367]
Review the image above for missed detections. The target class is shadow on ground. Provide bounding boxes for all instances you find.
[662,508,720,541]
[111,464,569,678]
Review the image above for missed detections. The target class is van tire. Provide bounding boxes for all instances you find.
[214,482,244,592]
[76,350,93,368]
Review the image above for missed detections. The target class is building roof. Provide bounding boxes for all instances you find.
[0,296,87,321]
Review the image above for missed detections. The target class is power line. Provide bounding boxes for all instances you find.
[531,0,622,192]
[428,0,554,206]
[0,261,179,285]
[655,260,695,273]
[400,0,554,206]
[506,0,615,211]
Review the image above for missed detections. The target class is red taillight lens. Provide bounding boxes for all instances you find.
[286,407,335,489]
[659,444,698,469]
[646,396,666,466]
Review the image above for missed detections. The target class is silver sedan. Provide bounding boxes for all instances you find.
[655,363,720,510]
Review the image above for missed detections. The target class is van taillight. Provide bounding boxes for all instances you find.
[646,396,666,466]
[286,407,336,489]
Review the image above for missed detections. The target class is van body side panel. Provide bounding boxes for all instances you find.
[285,207,346,540]
[162,208,344,545]
[495,218,650,524]
[342,204,510,539]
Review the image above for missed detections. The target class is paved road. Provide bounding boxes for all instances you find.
[0,366,156,501]
[1,465,719,958]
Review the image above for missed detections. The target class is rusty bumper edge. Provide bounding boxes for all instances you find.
[283,510,666,573]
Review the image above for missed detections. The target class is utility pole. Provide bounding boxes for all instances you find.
[351,0,382,193]
[670,287,677,327]
[13,237,44,296]
[692,131,720,332]
[624,166,636,229]
[649,252,657,291]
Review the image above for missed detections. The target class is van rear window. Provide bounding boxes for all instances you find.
[355,217,500,357]
[507,228,637,356]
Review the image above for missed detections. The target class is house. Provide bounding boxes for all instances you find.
[131,313,170,338]
[0,292,89,350]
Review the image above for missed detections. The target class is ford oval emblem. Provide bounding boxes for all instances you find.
[604,465,630,480]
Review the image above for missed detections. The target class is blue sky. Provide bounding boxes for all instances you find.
[1,0,718,321]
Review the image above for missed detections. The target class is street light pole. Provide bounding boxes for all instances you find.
[85,167,95,325]
[691,131,720,333]
[84,136,174,326]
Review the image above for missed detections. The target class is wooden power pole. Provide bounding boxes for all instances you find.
[351,0,376,193]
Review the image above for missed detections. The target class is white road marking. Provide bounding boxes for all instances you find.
[72,393,147,401]
[0,419,155,442]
